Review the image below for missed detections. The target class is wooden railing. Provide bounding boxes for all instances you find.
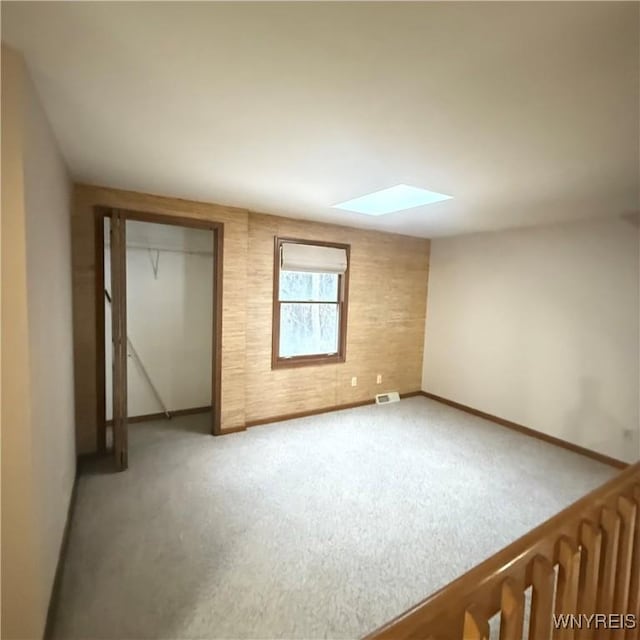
[365,462,640,640]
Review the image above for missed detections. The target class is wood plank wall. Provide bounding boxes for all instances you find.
[72,184,430,454]
[246,212,430,422]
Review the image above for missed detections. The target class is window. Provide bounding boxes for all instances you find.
[272,237,350,368]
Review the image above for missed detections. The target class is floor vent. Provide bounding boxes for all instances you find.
[375,391,400,405]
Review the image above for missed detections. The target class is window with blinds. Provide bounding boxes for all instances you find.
[272,238,350,368]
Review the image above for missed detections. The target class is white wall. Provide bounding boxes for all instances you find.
[1,46,75,638]
[23,47,76,631]
[105,223,213,419]
[422,216,640,464]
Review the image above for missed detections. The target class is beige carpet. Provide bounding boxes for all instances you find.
[51,397,616,639]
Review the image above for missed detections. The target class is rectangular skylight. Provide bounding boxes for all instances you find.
[332,184,452,216]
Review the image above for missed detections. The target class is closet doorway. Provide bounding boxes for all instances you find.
[96,208,223,471]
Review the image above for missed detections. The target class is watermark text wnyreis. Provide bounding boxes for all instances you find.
[553,614,637,630]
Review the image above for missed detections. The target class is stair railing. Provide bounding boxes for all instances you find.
[365,461,640,640]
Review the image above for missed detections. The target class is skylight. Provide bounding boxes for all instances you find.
[332,184,452,216]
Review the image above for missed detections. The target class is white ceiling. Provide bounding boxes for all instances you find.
[3,1,639,238]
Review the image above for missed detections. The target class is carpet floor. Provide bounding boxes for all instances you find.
[52,397,616,639]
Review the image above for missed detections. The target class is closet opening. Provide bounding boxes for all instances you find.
[95,207,223,471]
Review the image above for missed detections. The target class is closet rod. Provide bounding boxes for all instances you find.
[104,243,213,256]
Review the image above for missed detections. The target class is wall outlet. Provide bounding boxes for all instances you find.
[376,374,382,384]
[623,428,634,440]
[351,376,357,387]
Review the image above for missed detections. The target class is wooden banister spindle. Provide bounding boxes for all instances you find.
[553,537,581,640]
[613,496,637,614]
[597,507,622,640]
[463,607,490,640]
[598,508,621,612]
[529,555,555,640]
[625,486,640,640]
[577,521,602,640]
[499,578,524,640]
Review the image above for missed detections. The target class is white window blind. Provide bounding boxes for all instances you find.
[281,242,347,274]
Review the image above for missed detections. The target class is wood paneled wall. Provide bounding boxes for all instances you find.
[246,213,430,422]
[72,185,430,453]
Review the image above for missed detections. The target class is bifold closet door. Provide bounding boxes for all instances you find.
[110,210,129,471]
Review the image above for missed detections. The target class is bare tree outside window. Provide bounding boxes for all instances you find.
[279,272,339,357]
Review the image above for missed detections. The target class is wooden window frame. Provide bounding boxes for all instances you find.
[272,236,350,370]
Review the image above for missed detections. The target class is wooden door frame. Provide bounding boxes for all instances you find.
[94,206,224,453]
[110,210,129,470]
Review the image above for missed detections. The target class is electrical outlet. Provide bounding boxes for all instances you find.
[623,429,634,440]
[376,374,382,384]
[351,376,357,387]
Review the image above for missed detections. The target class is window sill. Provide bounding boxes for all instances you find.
[271,354,346,370]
